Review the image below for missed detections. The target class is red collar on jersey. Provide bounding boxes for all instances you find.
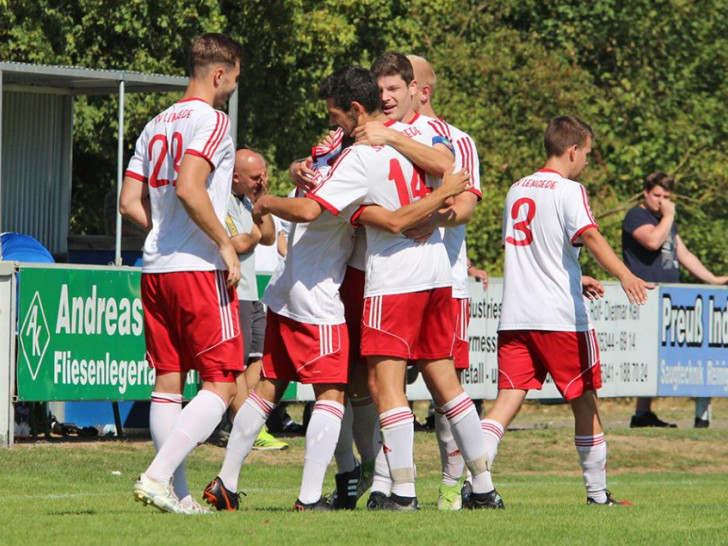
[384,119,397,127]
[177,97,208,105]
[403,111,420,125]
[538,168,563,176]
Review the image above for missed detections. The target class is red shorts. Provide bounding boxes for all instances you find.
[497,329,601,400]
[262,310,349,384]
[340,266,365,363]
[361,287,455,361]
[141,271,244,383]
[453,298,470,370]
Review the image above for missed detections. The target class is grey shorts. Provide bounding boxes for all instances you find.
[239,299,266,366]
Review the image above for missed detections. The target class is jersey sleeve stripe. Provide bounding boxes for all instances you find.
[579,185,597,225]
[202,112,229,160]
[350,205,367,226]
[306,192,340,216]
[125,170,147,183]
[186,149,215,171]
[571,223,598,245]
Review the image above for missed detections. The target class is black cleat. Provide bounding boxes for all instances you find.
[202,476,240,511]
[630,411,676,428]
[331,464,362,510]
[587,490,633,506]
[694,417,710,428]
[367,492,419,511]
[293,497,333,511]
[463,489,505,510]
[460,480,473,503]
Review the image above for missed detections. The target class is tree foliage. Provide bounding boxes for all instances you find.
[2,0,727,279]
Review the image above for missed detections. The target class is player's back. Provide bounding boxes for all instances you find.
[499,169,597,332]
[127,98,234,272]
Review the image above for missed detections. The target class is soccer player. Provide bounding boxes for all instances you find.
[119,33,244,514]
[479,115,652,507]
[405,54,484,510]
[202,68,469,511]
[310,65,493,511]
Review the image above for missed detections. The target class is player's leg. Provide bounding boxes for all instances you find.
[296,384,346,510]
[695,397,711,428]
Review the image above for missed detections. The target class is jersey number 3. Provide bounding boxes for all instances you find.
[149,132,184,188]
[506,197,536,246]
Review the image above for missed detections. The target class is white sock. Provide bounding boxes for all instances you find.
[575,433,607,503]
[218,391,273,492]
[351,396,380,465]
[379,407,415,498]
[146,389,227,485]
[334,399,357,473]
[434,407,464,486]
[441,393,489,494]
[298,400,345,504]
[149,392,189,499]
[480,419,504,492]
[370,430,392,495]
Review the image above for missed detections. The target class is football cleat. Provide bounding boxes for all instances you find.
[252,429,289,451]
[437,483,463,511]
[330,464,362,510]
[293,497,333,511]
[460,480,473,503]
[367,492,419,511]
[463,489,505,510]
[203,477,241,511]
[587,490,634,506]
[179,495,213,515]
[133,473,186,514]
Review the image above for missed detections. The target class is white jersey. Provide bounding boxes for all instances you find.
[309,120,451,297]
[428,118,482,298]
[125,98,234,273]
[498,169,598,332]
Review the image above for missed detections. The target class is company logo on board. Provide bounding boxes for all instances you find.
[19,291,50,380]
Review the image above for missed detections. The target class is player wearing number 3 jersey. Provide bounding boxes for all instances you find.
[478,116,652,508]
[120,34,245,515]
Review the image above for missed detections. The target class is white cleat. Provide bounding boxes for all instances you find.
[133,473,186,514]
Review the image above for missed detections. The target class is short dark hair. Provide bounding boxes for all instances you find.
[318,66,382,114]
[644,172,674,192]
[370,51,414,85]
[544,115,594,157]
[188,34,243,78]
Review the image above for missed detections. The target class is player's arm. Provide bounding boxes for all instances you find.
[176,154,240,287]
[356,167,470,234]
[581,275,605,300]
[631,201,675,251]
[580,227,654,304]
[430,192,478,228]
[675,235,728,284]
[289,157,317,192]
[352,122,453,177]
[119,175,152,231]
[253,194,324,224]
[277,229,288,257]
[230,225,262,254]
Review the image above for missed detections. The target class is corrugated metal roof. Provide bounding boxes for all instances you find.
[0,61,188,95]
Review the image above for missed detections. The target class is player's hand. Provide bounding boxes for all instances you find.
[581,275,605,300]
[318,130,338,149]
[219,242,241,288]
[439,166,470,198]
[469,265,489,290]
[249,170,269,204]
[660,199,676,218]
[712,275,728,285]
[403,217,436,243]
[619,273,654,305]
[252,194,272,225]
[289,157,317,192]
[352,121,394,146]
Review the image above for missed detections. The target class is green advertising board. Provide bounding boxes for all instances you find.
[16,266,197,401]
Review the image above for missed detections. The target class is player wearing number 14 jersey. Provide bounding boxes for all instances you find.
[479,115,651,508]
[120,34,245,515]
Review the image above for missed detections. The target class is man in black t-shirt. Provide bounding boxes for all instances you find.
[622,172,728,428]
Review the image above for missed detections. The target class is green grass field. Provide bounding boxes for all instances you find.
[1,399,726,545]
